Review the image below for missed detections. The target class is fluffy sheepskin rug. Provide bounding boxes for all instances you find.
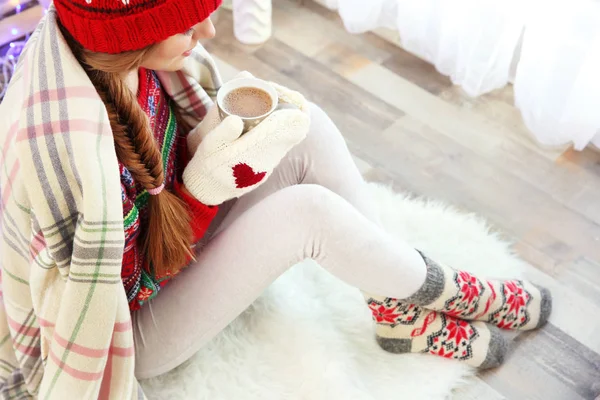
[142,182,526,399]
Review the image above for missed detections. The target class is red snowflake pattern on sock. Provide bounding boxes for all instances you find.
[489,280,532,329]
[443,271,485,318]
[367,298,422,327]
[425,315,478,361]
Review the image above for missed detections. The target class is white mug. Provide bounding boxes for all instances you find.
[216,77,296,133]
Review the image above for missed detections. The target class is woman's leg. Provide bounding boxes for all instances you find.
[216,103,385,232]
[193,102,407,258]
[211,103,429,292]
[133,184,499,379]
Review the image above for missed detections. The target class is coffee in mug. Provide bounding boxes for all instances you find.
[217,77,279,133]
[221,87,274,118]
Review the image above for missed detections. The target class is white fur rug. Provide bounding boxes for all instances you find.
[141,183,527,400]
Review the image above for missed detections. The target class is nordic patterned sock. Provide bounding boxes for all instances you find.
[403,251,552,330]
[364,295,508,369]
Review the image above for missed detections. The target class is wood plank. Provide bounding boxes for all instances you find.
[364,116,600,262]
[558,147,600,176]
[208,12,304,85]
[313,42,374,77]
[512,240,562,277]
[558,257,600,306]
[382,48,454,95]
[273,0,399,64]
[344,63,600,227]
[480,324,600,400]
[439,86,600,225]
[438,84,571,159]
[346,59,564,160]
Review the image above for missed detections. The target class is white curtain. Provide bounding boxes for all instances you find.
[325,0,600,150]
[515,0,600,150]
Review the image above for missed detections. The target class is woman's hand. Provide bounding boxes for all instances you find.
[182,82,310,206]
[187,71,310,155]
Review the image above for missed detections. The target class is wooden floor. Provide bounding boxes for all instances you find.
[206,2,600,399]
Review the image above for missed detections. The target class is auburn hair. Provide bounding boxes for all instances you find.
[59,22,194,276]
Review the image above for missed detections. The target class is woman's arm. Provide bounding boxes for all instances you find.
[173,180,219,244]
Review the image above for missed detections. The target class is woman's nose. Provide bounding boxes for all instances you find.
[194,18,216,40]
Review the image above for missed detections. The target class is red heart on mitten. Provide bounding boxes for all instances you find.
[232,163,267,188]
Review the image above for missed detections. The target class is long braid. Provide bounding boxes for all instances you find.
[61,24,194,275]
[93,70,165,189]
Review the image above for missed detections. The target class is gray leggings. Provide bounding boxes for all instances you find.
[132,104,427,379]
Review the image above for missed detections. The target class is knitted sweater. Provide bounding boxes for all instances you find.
[0,6,221,399]
[122,68,217,312]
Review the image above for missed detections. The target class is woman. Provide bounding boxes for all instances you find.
[0,0,551,398]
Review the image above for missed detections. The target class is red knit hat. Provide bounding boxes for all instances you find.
[54,0,222,54]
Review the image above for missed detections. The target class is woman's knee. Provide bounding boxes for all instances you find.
[304,102,346,148]
[308,102,327,121]
[307,102,333,134]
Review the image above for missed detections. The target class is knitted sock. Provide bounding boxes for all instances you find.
[403,252,552,330]
[364,295,508,369]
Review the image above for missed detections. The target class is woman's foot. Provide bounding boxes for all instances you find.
[364,295,508,369]
[403,252,552,330]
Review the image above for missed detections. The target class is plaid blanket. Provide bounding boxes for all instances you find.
[0,6,221,399]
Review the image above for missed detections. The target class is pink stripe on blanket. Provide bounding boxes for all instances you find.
[12,341,41,358]
[98,336,113,400]
[110,345,134,357]
[113,320,132,332]
[49,348,104,381]
[37,316,55,328]
[29,230,47,260]
[52,329,134,357]
[6,313,40,337]
[26,87,98,106]
[39,317,131,334]
[16,119,109,141]
[53,331,108,358]
[98,333,136,400]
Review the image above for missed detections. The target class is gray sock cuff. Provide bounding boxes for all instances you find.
[535,285,552,329]
[402,251,446,306]
[479,325,509,369]
[375,336,412,354]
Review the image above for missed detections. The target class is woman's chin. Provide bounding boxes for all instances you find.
[157,58,187,72]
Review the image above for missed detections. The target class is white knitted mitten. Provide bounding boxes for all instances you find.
[187,71,309,155]
[182,92,310,206]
